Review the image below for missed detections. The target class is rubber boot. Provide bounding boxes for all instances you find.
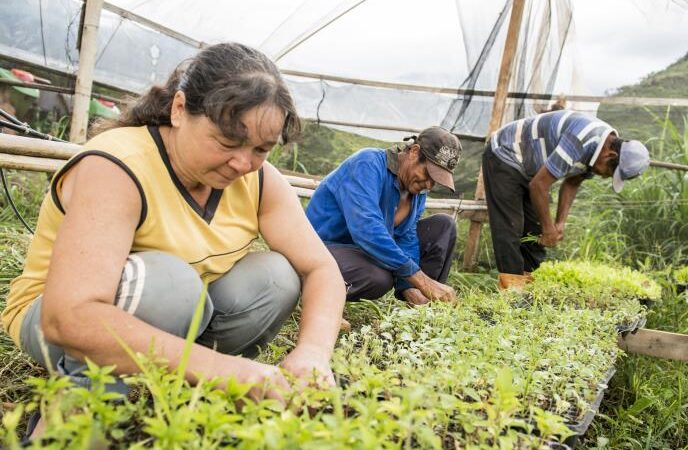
[498,273,532,291]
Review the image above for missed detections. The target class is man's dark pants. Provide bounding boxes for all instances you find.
[482,146,546,274]
[328,214,457,301]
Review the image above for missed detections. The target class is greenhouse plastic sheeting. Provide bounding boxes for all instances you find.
[1,0,687,140]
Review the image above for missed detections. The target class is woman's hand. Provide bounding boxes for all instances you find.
[280,343,335,389]
[229,357,292,404]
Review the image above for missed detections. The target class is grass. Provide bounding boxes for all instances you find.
[1,112,688,448]
[0,264,645,448]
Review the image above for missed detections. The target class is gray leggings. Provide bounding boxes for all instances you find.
[19,251,301,391]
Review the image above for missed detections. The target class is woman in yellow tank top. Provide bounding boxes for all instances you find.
[3,43,346,410]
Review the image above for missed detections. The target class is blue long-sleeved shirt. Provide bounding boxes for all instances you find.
[306,148,425,293]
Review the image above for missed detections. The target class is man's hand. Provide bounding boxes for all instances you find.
[402,288,430,306]
[555,221,566,237]
[280,343,335,390]
[407,271,456,303]
[539,225,563,247]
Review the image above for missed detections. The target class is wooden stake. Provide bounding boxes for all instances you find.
[618,328,688,362]
[462,0,526,271]
[69,0,104,144]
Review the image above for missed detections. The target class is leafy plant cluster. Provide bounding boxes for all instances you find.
[527,261,659,326]
[674,266,688,285]
[0,259,653,450]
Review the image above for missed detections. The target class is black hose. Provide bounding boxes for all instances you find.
[0,166,35,234]
[0,107,66,234]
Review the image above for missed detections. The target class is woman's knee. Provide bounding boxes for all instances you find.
[230,251,300,313]
[115,251,210,338]
[263,251,301,305]
[198,252,300,357]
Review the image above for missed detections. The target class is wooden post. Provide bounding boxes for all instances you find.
[69,0,104,144]
[462,0,526,271]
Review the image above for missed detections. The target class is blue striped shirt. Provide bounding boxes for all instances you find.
[490,110,616,180]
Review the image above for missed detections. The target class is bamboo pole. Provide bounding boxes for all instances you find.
[0,153,64,172]
[650,160,688,171]
[0,134,488,215]
[102,2,206,49]
[0,133,80,159]
[462,0,526,271]
[283,69,688,107]
[69,0,104,144]
[0,79,121,103]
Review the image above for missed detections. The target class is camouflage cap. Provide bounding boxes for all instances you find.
[406,126,462,192]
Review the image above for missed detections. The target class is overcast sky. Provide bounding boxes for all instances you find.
[110,0,688,96]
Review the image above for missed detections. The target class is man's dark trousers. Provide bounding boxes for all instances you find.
[482,146,546,274]
[328,214,457,301]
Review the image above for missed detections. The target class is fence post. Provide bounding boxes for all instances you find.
[462,0,526,270]
[69,0,104,144]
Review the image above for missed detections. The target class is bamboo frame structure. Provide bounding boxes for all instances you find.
[462,0,526,271]
[69,0,104,144]
[0,133,487,219]
[3,0,687,271]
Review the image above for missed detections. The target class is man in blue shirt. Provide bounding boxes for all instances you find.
[483,110,650,288]
[306,127,462,306]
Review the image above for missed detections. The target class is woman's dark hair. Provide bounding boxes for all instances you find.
[99,42,300,143]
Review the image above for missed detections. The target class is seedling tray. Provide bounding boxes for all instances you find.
[546,442,572,450]
[616,314,647,333]
[562,366,616,448]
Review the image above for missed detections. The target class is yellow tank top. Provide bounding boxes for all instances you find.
[2,126,261,345]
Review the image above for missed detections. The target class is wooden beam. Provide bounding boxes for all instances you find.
[462,0,526,271]
[0,133,80,159]
[0,79,121,103]
[618,328,688,362]
[69,0,104,144]
[0,153,64,172]
[273,1,368,62]
[0,133,489,215]
[650,160,688,172]
[102,2,206,49]
[282,69,688,107]
[302,118,485,142]
[0,152,487,215]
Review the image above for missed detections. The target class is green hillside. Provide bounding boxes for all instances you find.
[279,52,688,195]
[285,122,483,196]
[598,52,688,142]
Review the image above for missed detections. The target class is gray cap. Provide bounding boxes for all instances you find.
[612,140,650,193]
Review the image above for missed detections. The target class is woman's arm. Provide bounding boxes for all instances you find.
[41,156,289,400]
[258,162,346,386]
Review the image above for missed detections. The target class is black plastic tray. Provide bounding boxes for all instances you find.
[616,314,647,333]
[546,442,572,450]
[562,366,616,447]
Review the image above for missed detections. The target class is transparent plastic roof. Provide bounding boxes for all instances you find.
[1,0,687,140]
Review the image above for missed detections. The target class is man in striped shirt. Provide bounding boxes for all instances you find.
[483,110,650,288]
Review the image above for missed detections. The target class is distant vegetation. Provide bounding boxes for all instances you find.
[291,52,688,198]
[599,52,688,141]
